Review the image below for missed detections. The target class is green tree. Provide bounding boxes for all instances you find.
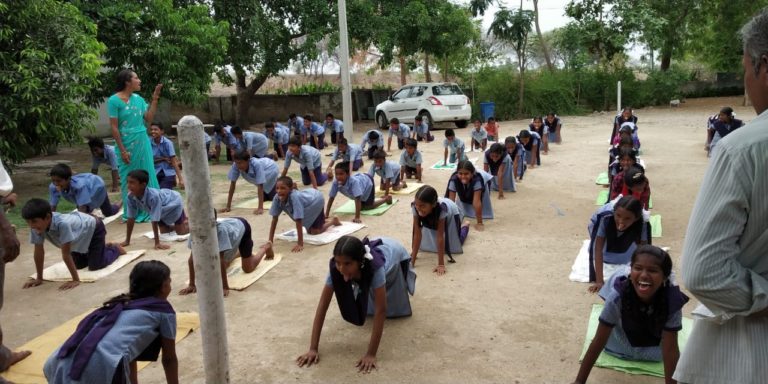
[565,0,629,62]
[74,0,228,105]
[489,5,534,115]
[0,0,104,166]
[411,0,477,82]
[213,0,334,128]
[687,0,768,72]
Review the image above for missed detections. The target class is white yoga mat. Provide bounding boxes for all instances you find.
[142,231,190,242]
[31,250,146,282]
[72,208,123,225]
[429,156,478,170]
[275,222,366,245]
[569,240,670,283]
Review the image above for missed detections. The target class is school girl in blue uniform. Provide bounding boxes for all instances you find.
[575,246,688,384]
[48,163,121,217]
[445,161,494,230]
[504,136,526,181]
[122,170,188,251]
[222,151,279,215]
[544,112,563,145]
[44,260,178,383]
[518,130,541,167]
[296,235,416,373]
[22,199,125,291]
[268,176,341,253]
[411,185,470,276]
[587,195,649,293]
[483,143,516,197]
[282,136,328,188]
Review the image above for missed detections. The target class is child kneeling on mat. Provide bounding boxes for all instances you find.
[22,198,125,291]
[297,235,416,373]
[325,162,393,224]
[179,212,273,297]
[122,170,189,251]
[573,245,688,384]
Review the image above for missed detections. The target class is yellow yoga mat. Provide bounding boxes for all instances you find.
[1,312,200,383]
[31,250,146,283]
[234,197,272,209]
[225,253,282,291]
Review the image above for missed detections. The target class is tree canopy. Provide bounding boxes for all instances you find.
[0,0,104,166]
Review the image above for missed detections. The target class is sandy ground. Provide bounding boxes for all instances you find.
[0,96,754,383]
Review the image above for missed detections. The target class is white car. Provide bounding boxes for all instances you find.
[375,82,471,129]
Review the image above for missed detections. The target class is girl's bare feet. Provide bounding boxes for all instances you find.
[108,242,128,255]
[384,195,393,204]
[331,216,342,226]
[260,241,275,260]
[8,350,32,366]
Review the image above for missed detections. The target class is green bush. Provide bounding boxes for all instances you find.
[277,81,342,95]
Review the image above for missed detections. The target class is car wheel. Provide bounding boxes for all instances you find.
[419,110,434,130]
[455,120,468,128]
[376,112,388,129]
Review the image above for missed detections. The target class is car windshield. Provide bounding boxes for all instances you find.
[432,84,463,96]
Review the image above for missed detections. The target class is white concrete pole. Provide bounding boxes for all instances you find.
[177,115,229,383]
[338,0,354,141]
[617,81,622,114]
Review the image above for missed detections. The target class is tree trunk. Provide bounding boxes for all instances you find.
[398,55,407,85]
[443,56,449,82]
[660,41,672,71]
[518,64,525,116]
[533,0,554,72]
[424,54,432,82]
[235,72,268,129]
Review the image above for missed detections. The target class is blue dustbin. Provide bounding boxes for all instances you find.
[479,102,495,121]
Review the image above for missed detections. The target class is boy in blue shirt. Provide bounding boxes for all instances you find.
[360,130,384,160]
[266,120,290,159]
[282,136,328,188]
[222,151,279,215]
[387,118,411,152]
[22,199,125,291]
[442,129,467,166]
[399,138,423,187]
[324,113,344,144]
[150,122,184,190]
[212,122,240,162]
[368,149,402,196]
[413,115,434,142]
[48,163,121,217]
[287,113,305,138]
[325,138,363,180]
[122,170,188,250]
[231,126,269,158]
[303,114,327,150]
[87,137,120,192]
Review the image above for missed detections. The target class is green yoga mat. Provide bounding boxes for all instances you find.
[580,304,693,378]
[595,190,609,205]
[333,198,398,216]
[430,162,457,170]
[648,197,653,209]
[596,172,610,185]
[649,214,662,238]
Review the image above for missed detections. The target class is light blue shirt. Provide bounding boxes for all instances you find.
[307,122,325,136]
[269,188,324,229]
[443,138,466,157]
[227,157,279,193]
[285,145,323,170]
[267,126,290,145]
[329,173,373,201]
[413,121,429,136]
[126,187,184,225]
[214,125,239,149]
[49,173,108,209]
[151,136,177,176]
[323,119,344,133]
[91,145,118,171]
[332,144,363,163]
[388,123,411,140]
[368,161,401,183]
[240,131,269,157]
[30,211,97,254]
[44,308,176,384]
[287,117,305,135]
[361,130,384,150]
[471,127,488,142]
[325,237,411,289]
[399,150,423,168]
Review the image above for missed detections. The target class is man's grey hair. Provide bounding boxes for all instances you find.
[741,7,768,76]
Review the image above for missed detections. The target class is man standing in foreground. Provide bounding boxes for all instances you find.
[674,8,768,384]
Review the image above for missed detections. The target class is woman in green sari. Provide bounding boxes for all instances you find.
[108,69,162,222]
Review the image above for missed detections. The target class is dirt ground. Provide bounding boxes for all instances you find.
[0,96,753,383]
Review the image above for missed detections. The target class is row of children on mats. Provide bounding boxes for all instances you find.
[575,110,684,383]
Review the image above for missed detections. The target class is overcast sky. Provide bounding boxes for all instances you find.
[471,0,573,32]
